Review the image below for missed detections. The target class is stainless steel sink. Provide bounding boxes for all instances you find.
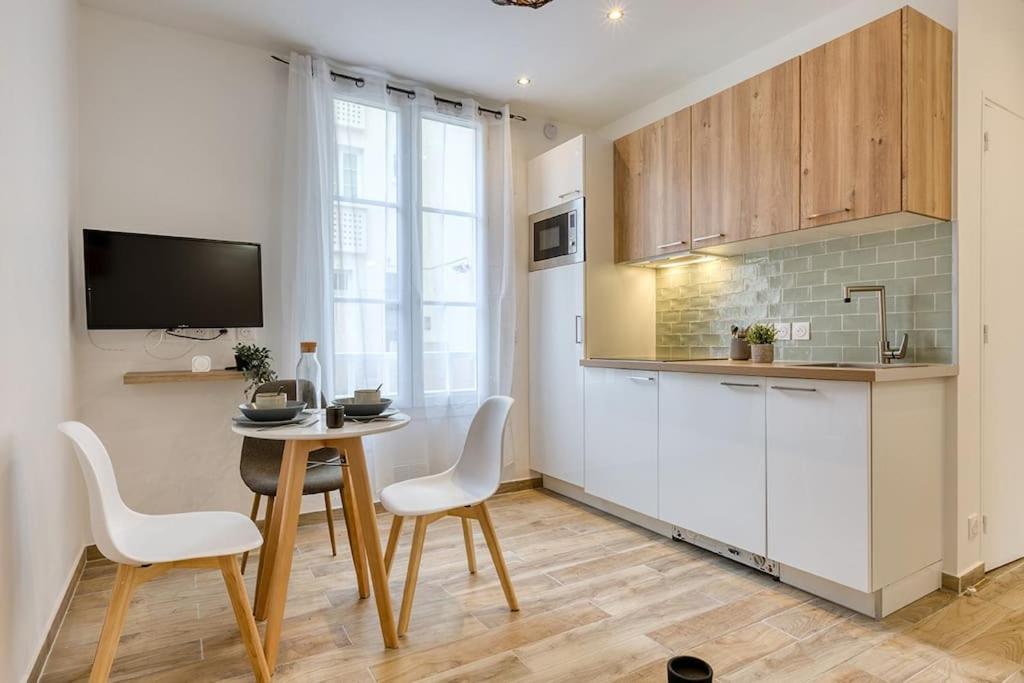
[780,362,928,369]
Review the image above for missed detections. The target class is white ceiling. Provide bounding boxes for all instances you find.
[81,0,859,127]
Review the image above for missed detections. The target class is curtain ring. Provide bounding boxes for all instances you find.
[355,78,365,88]
[407,91,415,100]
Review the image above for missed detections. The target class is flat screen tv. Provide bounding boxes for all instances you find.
[84,229,263,330]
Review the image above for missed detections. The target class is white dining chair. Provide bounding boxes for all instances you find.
[379,396,518,636]
[58,422,271,682]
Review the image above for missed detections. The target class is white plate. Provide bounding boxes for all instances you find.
[231,414,308,427]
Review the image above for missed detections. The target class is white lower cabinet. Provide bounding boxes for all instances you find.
[658,373,767,555]
[584,367,659,518]
[767,379,872,592]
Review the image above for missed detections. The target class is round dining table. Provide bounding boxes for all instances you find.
[231,410,410,668]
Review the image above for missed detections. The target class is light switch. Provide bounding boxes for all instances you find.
[773,322,791,341]
[792,321,811,341]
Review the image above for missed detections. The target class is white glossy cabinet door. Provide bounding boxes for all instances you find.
[767,379,871,592]
[659,373,767,555]
[528,135,585,215]
[584,367,659,518]
[529,263,585,485]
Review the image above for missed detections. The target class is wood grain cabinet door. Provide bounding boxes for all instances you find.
[647,108,691,258]
[801,10,902,228]
[614,109,691,262]
[692,59,799,246]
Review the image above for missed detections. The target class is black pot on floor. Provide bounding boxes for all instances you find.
[667,656,713,682]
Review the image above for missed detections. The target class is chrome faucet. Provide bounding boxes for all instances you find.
[842,285,908,364]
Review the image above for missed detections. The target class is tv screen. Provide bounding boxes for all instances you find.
[84,229,263,330]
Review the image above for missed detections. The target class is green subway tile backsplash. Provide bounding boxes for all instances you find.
[654,223,955,363]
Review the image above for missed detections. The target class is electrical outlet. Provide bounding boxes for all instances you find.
[235,328,255,342]
[968,513,981,539]
[773,322,791,341]
[792,321,811,341]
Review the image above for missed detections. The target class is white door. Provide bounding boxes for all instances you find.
[659,373,767,555]
[982,102,1024,570]
[527,135,585,215]
[529,262,585,486]
[584,367,659,517]
[767,379,872,592]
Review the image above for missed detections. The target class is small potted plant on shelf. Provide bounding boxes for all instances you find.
[233,343,277,399]
[746,323,778,364]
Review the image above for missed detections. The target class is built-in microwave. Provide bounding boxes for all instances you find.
[528,197,585,272]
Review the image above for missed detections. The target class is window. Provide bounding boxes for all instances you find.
[420,116,479,396]
[328,97,481,405]
[339,147,362,198]
[331,100,400,398]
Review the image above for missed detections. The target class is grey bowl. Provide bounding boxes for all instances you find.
[238,400,307,422]
[332,397,393,417]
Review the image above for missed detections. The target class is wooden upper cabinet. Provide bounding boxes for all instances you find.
[903,7,953,220]
[801,11,902,228]
[614,108,691,263]
[692,58,800,247]
[801,7,952,229]
[614,128,645,262]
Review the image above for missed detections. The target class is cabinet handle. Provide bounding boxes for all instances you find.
[720,381,760,388]
[628,376,655,382]
[575,315,583,344]
[770,385,817,392]
[805,207,851,220]
[692,233,726,243]
[558,189,581,199]
[656,240,686,249]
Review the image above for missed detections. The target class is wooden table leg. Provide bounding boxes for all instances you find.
[340,465,370,599]
[260,440,313,668]
[332,437,399,648]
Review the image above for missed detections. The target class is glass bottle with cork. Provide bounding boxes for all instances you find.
[295,341,321,412]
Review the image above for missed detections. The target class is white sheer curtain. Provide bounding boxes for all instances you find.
[281,54,517,492]
[279,53,336,382]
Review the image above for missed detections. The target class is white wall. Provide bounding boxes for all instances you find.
[599,0,955,140]
[0,1,87,681]
[952,0,1024,577]
[75,7,289,515]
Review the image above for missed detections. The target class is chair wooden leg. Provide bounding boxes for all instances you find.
[253,494,275,613]
[397,516,428,636]
[218,555,272,683]
[384,515,404,576]
[241,492,262,574]
[324,491,338,557]
[340,469,369,599]
[461,517,477,574]
[476,501,518,611]
[89,564,137,682]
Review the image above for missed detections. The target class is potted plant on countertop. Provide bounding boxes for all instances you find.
[233,343,278,399]
[746,323,778,364]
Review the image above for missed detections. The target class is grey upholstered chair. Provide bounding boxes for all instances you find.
[239,380,361,574]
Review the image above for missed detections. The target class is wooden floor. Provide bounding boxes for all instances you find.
[40,489,1024,682]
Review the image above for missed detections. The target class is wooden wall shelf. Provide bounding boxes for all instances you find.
[123,369,244,385]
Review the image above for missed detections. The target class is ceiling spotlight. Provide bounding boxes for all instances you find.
[516,76,532,86]
[607,7,624,21]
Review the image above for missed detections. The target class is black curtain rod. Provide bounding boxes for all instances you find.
[271,55,527,122]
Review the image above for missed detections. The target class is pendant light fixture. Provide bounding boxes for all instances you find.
[491,0,556,8]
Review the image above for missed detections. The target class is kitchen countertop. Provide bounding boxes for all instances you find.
[580,357,958,383]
